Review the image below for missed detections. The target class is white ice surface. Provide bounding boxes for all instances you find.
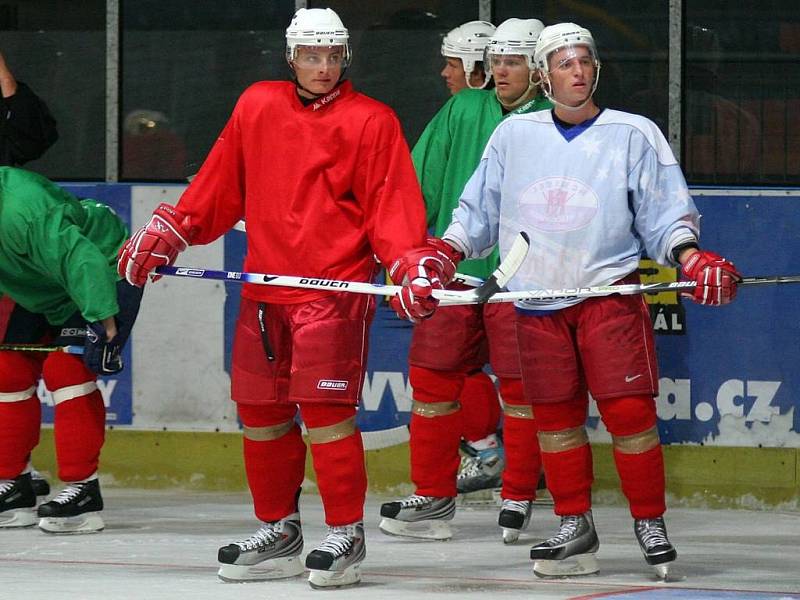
[2,490,799,600]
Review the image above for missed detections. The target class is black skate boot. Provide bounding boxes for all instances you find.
[217,513,304,582]
[498,499,532,544]
[306,521,366,589]
[0,473,37,528]
[635,517,677,579]
[530,511,599,577]
[379,494,456,540]
[37,478,104,534]
[30,468,51,498]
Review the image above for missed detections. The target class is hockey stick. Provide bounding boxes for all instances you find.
[0,343,84,354]
[155,232,531,304]
[440,274,800,306]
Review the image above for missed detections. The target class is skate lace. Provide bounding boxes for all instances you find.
[236,523,281,551]
[402,494,434,508]
[315,525,354,556]
[549,515,582,545]
[51,482,86,505]
[637,520,668,549]
[501,499,530,515]
[0,480,13,495]
[458,456,482,479]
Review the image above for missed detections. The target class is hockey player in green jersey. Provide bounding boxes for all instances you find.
[380,18,552,544]
[0,167,141,534]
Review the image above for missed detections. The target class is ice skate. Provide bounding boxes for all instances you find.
[635,517,677,579]
[37,477,104,534]
[530,511,599,578]
[0,473,37,528]
[498,499,532,544]
[306,521,365,589]
[379,494,455,540]
[457,440,504,494]
[217,513,304,582]
[30,468,51,499]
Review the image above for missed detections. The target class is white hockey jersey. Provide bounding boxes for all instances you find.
[444,108,700,311]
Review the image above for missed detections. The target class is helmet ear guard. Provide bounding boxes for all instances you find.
[285,8,351,68]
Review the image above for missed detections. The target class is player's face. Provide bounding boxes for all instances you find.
[441,57,468,95]
[489,54,531,104]
[292,46,344,96]
[547,45,596,107]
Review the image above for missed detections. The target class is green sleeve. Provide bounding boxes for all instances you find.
[26,205,120,323]
[411,97,455,230]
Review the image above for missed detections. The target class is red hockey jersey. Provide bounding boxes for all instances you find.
[178,80,427,303]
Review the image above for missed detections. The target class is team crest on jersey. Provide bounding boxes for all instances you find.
[518,176,598,232]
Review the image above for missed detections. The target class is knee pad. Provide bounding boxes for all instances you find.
[597,395,657,437]
[409,365,465,403]
[0,352,41,398]
[41,353,97,406]
[498,377,524,405]
[302,404,358,444]
[533,399,588,431]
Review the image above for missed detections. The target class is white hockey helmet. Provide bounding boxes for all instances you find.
[285,8,350,67]
[441,20,496,80]
[484,18,545,73]
[534,22,599,74]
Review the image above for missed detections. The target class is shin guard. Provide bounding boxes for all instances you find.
[499,379,541,500]
[408,366,464,497]
[43,354,104,482]
[599,395,666,518]
[302,404,366,526]
[534,401,592,516]
[238,403,306,523]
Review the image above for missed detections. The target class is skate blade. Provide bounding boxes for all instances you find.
[502,527,521,544]
[651,562,674,580]
[0,508,37,528]
[456,487,502,506]
[308,563,361,589]
[378,517,452,541]
[38,513,104,534]
[218,556,305,582]
[533,553,599,578]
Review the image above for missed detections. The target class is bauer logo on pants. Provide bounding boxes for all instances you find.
[317,379,348,390]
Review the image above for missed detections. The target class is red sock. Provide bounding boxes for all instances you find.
[238,403,306,522]
[302,404,365,526]
[499,379,541,500]
[0,396,41,479]
[408,366,463,497]
[614,445,666,518]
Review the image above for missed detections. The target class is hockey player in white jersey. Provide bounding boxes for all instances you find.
[440,22,741,579]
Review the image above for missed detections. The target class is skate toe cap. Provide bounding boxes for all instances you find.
[379,503,401,518]
[217,544,242,564]
[305,549,334,570]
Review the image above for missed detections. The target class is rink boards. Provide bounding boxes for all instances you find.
[29,183,800,503]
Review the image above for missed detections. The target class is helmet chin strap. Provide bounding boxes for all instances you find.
[496,80,538,110]
[542,65,601,113]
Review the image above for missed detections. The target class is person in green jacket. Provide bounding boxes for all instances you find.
[0,167,141,534]
[379,19,552,544]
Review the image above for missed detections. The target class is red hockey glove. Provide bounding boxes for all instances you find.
[387,239,461,323]
[117,203,194,287]
[388,237,462,288]
[681,249,742,306]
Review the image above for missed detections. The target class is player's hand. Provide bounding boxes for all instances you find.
[117,203,193,287]
[681,249,741,306]
[388,238,462,288]
[390,277,440,323]
[83,319,123,375]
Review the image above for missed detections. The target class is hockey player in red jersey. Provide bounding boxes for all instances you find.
[116,7,452,590]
